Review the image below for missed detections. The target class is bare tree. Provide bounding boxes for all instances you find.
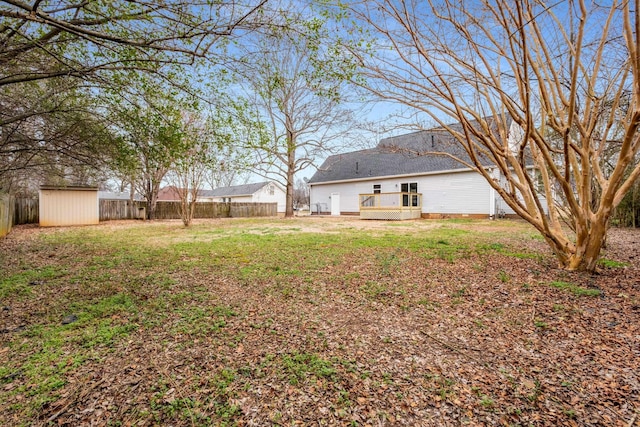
[204,152,251,190]
[347,0,640,272]
[168,111,236,227]
[170,149,210,227]
[235,8,355,217]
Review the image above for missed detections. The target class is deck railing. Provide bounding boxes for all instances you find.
[359,192,422,210]
[359,192,422,220]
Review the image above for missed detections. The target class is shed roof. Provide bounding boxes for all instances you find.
[40,185,98,191]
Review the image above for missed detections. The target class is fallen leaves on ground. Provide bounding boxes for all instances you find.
[0,219,638,426]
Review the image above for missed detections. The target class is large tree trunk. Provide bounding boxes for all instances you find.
[180,194,190,227]
[145,178,160,220]
[573,213,610,272]
[128,178,135,220]
[147,193,157,220]
[285,131,296,218]
[542,215,609,272]
[285,168,295,218]
[186,188,198,227]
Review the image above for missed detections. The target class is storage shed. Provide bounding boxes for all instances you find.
[39,186,99,227]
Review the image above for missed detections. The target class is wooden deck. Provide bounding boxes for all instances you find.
[359,192,422,220]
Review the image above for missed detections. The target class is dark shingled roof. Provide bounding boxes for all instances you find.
[309,133,473,184]
[308,118,509,184]
[200,181,272,198]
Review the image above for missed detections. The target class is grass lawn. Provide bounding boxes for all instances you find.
[1,217,638,426]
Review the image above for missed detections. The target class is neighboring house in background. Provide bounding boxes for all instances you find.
[157,186,182,201]
[158,186,208,202]
[199,181,286,213]
[309,120,527,219]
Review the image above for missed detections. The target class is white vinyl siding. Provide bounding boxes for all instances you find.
[227,195,253,203]
[209,182,287,213]
[251,183,286,213]
[493,172,546,216]
[311,181,385,213]
[310,170,497,215]
[421,172,490,214]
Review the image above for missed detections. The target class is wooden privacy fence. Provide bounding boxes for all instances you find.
[14,197,39,225]
[99,200,144,221]
[151,201,276,219]
[230,203,275,217]
[99,200,276,221]
[7,198,277,229]
[151,201,229,219]
[1,194,13,237]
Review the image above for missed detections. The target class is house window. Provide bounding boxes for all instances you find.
[373,184,381,194]
[400,182,418,207]
[268,185,275,196]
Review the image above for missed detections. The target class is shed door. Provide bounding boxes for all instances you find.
[330,193,340,216]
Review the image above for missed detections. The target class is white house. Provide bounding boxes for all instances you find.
[308,123,522,220]
[199,181,286,214]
